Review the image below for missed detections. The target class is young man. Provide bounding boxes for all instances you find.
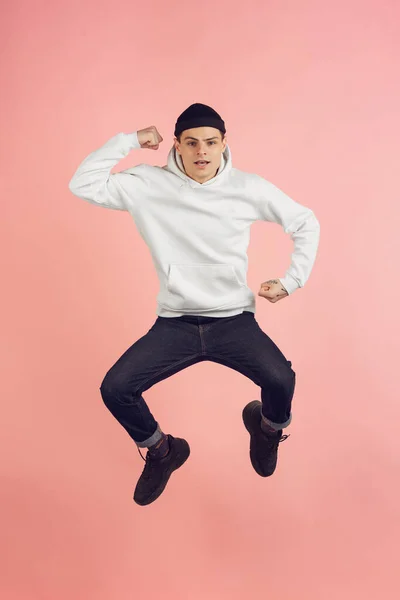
[68,103,320,506]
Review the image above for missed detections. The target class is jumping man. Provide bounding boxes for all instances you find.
[68,103,320,506]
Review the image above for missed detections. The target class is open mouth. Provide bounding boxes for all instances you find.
[194,160,210,168]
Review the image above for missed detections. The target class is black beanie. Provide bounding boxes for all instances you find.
[174,103,226,138]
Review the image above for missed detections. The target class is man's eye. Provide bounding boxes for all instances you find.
[188,141,216,146]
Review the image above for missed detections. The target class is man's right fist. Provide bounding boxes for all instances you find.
[137,126,163,150]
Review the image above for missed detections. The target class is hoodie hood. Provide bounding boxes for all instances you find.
[164,143,232,187]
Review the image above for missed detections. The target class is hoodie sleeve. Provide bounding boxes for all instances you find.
[68,131,148,211]
[252,175,320,295]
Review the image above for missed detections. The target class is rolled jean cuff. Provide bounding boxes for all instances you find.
[261,412,292,430]
[135,423,162,448]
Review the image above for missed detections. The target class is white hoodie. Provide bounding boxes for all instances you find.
[68,131,320,317]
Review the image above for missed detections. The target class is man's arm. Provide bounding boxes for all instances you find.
[253,175,321,295]
[68,127,162,211]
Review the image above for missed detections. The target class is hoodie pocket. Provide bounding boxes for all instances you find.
[161,263,246,312]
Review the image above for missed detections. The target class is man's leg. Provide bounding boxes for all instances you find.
[99,316,204,504]
[99,316,203,445]
[201,311,295,476]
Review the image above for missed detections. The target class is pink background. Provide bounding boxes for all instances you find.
[2,0,400,598]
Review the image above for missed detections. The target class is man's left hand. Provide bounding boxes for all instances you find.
[258,279,289,303]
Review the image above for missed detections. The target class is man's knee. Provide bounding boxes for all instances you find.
[99,373,113,405]
[99,371,124,404]
[99,370,142,407]
[267,362,295,393]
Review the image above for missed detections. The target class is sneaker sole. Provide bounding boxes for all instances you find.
[133,439,190,506]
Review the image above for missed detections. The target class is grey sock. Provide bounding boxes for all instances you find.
[148,432,170,459]
[260,414,280,435]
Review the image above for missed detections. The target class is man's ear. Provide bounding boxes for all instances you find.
[173,137,180,153]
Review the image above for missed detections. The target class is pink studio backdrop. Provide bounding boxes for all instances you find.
[2,1,400,599]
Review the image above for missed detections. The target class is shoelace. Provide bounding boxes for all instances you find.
[137,440,171,463]
[136,447,162,481]
[260,432,290,452]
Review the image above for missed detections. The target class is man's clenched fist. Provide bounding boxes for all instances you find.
[258,279,289,303]
[137,126,163,150]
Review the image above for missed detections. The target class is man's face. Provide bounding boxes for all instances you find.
[174,126,227,184]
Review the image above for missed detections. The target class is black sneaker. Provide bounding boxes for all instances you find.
[133,434,190,506]
[242,400,290,477]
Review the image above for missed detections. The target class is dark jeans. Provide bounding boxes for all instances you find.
[99,311,295,448]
